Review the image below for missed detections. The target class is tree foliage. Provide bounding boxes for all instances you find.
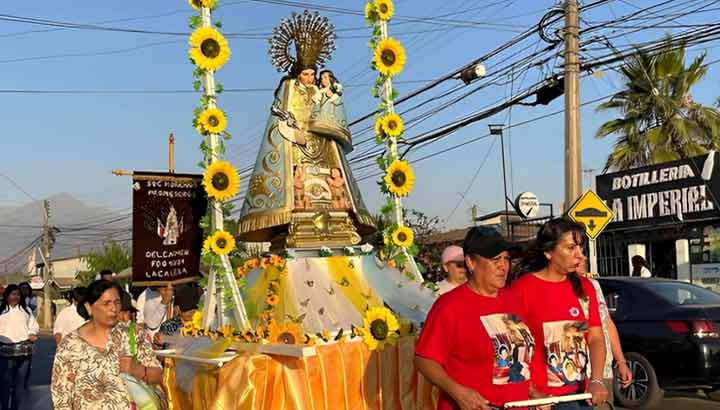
[596,37,720,171]
[77,241,131,286]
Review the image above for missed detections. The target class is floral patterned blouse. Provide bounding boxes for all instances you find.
[51,322,161,410]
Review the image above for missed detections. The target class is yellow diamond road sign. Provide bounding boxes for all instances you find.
[568,190,614,240]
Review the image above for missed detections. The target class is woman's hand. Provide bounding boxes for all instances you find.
[528,385,552,410]
[119,356,133,374]
[587,380,609,406]
[617,361,633,388]
[28,335,38,343]
[449,383,491,410]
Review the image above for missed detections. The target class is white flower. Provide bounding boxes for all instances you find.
[285,249,297,259]
[360,243,374,254]
[319,246,332,256]
[343,246,355,255]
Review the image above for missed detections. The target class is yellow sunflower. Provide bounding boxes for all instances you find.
[398,319,416,337]
[189,27,231,72]
[374,0,394,21]
[267,322,303,345]
[180,322,197,337]
[197,108,227,135]
[270,254,284,266]
[267,294,279,306]
[218,325,234,339]
[384,160,415,197]
[188,0,217,10]
[362,307,399,351]
[373,38,406,77]
[241,329,255,342]
[235,267,247,279]
[208,230,236,255]
[364,2,378,22]
[381,113,404,138]
[391,226,414,248]
[192,310,204,330]
[374,117,386,139]
[202,237,212,254]
[203,160,240,201]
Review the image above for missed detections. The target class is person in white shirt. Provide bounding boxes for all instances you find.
[435,245,468,295]
[94,269,115,282]
[0,284,39,410]
[53,287,87,344]
[631,255,653,278]
[136,285,174,342]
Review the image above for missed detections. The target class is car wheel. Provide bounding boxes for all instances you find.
[614,352,664,409]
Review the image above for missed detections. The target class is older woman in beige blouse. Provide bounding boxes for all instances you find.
[52,280,163,410]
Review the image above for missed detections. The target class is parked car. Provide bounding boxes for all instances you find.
[597,277,720,408]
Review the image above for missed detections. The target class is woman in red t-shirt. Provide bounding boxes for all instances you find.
[509,218,609,410]
[415,227,540,410]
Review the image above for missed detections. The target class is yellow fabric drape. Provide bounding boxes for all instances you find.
[163,337,438,410]
[325,256,384,313]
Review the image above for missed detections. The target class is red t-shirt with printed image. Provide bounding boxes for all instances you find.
[509,274,602,397]
[415,284,535,409]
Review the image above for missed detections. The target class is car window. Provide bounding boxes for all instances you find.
[644,282,720,305]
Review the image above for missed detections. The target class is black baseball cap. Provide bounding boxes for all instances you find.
[462,226,516,258]
[175,284,200,313]
[120,291,137,313]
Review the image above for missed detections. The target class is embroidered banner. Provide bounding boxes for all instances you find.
[132,172,207,286]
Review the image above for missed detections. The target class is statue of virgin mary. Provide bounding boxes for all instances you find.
[237,11,375,249]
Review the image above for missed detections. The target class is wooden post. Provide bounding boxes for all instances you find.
[378,20,423,283]
[169,133,175,174]
[198,6,248,330]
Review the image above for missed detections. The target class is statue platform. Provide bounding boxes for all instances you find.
[161,247,439,410]
[240,247,435,334]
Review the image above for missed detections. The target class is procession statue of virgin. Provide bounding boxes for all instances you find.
[238,11,375,249]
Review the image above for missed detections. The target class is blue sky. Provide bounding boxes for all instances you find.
[2,0,720,230]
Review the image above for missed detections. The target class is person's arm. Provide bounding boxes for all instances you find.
[414,356,490,410]
[51,340,75,410]
[135,327,164,384]
[136,290,146,324]
[584,280,609,405]
[607,318,633,387]
[27,310,39,342]
[587,327,609,404]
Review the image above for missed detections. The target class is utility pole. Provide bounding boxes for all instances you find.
[564,0,582,207]
[41,200,52,329]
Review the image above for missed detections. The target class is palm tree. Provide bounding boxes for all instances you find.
[596,37,720,171]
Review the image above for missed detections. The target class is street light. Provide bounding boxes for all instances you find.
[460,63,487,85]
[489,124,511,239]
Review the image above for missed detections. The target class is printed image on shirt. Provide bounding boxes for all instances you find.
[543,320,589,387]
[480,313,534,385]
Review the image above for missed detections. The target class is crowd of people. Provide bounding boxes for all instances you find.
[0,266,203,410]
[415,219,635,410]
[0,216,642,410]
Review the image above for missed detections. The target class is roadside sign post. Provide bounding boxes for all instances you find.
[567,190,614,275]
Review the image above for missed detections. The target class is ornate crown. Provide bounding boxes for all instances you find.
[269,10,336,74]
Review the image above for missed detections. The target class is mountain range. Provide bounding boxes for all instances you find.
[0,193,130,274]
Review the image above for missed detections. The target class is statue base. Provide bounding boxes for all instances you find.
[275,210,362,249]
